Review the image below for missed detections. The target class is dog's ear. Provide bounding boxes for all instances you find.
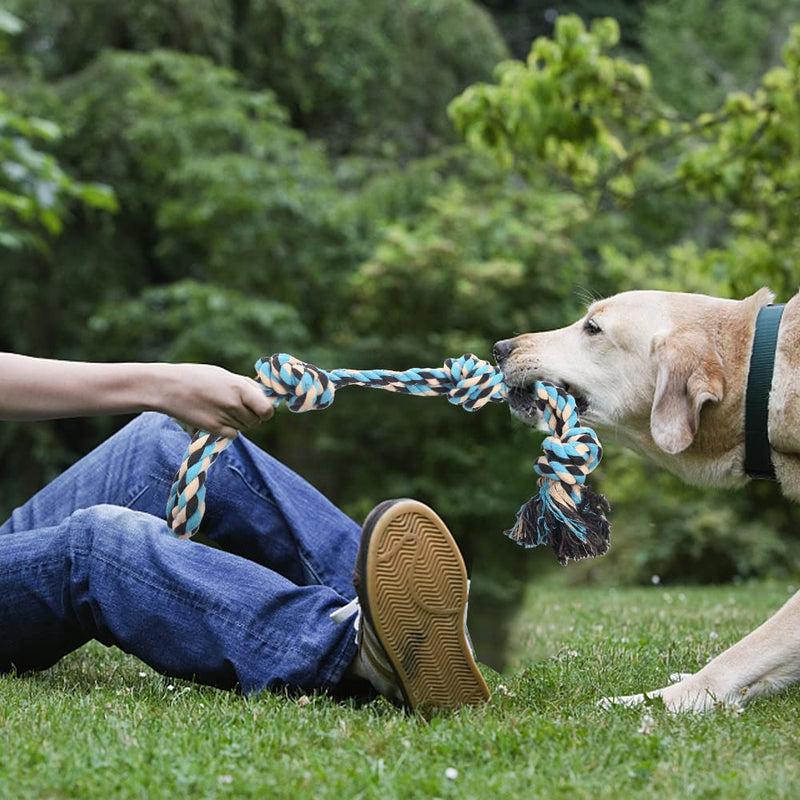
[650,326,726,454]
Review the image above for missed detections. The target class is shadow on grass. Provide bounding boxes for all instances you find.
[461,531,556,674]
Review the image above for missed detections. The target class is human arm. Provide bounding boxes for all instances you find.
[0,353,274,438]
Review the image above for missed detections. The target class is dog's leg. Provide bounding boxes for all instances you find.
[602,590,800,712]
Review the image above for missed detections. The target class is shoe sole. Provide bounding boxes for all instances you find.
[359,499,490,714]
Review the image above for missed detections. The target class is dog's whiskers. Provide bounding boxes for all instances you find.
[574,285,603,308]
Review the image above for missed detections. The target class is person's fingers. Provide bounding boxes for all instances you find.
[241,378,275,421]
[177,414,240,439]
[177,374,275,435]
[218,398,274,434]
[228,412,260,431]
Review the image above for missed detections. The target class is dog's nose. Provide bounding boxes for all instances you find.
[493,338,517,365]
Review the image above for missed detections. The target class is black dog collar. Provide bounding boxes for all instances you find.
[744,303,785,480]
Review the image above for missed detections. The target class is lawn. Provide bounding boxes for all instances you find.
[1,576,798,799]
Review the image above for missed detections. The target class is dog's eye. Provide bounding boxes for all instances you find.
[583,318,602,336]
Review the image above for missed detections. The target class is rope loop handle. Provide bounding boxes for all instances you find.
[165,353,610,564]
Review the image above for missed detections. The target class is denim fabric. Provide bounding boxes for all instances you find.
[0,413,361,693]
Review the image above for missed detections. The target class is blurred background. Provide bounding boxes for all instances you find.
[2,0,800,671]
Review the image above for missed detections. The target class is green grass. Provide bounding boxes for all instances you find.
[2,577,799,799]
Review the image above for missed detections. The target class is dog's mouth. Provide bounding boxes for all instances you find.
[506,381,590,424]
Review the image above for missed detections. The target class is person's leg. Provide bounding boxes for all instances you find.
[0,414,170,533]
[0,415,489,711]
[0,504,357,692]
[199,428,360,596]
[0,413,360,595]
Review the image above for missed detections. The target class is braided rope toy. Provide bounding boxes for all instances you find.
[166,353,610,564]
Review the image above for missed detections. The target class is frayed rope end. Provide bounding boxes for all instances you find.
[505,483,611,565]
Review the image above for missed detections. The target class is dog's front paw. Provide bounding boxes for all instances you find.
[600,673,742,714]
[597,689,665,711]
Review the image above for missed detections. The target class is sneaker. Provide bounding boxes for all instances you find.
[335,498,490,714]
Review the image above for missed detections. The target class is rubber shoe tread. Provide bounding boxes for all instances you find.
[355,498,490,714]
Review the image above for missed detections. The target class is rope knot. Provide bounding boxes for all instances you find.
[505,380,609,565]
[535,427,603,488]
[255,353,335,413]
[444,353,509,411]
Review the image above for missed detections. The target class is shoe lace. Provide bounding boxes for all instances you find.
[329,597,362,643]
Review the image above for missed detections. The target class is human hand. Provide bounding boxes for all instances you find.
[154,363,275,439]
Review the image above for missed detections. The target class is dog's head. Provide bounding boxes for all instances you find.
[495,289,771,457]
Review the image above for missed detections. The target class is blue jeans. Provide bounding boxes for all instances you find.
[0,413,361,693]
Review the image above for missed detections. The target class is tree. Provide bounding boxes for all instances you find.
[7,0,508,158]
[5,1,800,603]
[479,0,647,59]
[641,0,800,117]
[47,49,353,333]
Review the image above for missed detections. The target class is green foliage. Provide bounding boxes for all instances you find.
[449,14,800,582]
[8,0,508,158]
[449,15,656,192]
[50,49,352,328]
[347,160,590,345]
[642,0,800,116]
[0,46,347,520]
[323,153,595,580]
[481,0,647,59]
[236,0,508,156]
[572,447,800,586]
[451,14,800,250]
[6,0,234,75]
[0,90,115,251]
[88,280,309,370]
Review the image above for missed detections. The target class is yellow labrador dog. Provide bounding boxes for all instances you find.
[494,288,800,712]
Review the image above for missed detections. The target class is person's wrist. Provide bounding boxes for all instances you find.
[135,362,175,416]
